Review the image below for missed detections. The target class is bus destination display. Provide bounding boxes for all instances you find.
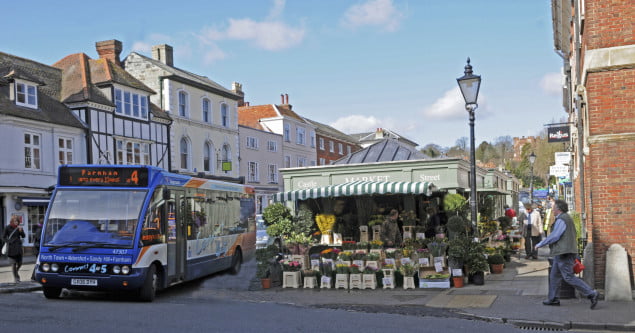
[59,167,149,187]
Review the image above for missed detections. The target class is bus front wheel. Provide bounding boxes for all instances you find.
[139,265,157,302]
[43,287,62,299]
[229,249,242,275]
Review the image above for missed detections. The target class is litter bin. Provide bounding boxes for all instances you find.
[547,258,576,299]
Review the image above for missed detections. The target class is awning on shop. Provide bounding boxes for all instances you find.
[20,197,50,206]
[273,180,436,202]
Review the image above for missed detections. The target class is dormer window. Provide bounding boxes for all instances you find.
[114,88,149,120]
[15,80,38,109]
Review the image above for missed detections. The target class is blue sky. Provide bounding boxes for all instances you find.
[3,0,564,148]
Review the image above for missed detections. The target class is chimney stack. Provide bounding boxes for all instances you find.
[375,128,384,139]
[232,82,245,107]
[96,40,123,66]
[152,44,174,67]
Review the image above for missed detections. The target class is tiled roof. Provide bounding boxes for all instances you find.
[149,102,172,121]
[53,53,154,106]
[238,104,278,130]
[275,104,308,123]
[333,138,427,164]
[304,117,358,144]
[126,52,239,99]
[0,51,86,129]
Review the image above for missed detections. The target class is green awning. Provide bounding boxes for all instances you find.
[273,180,436,202]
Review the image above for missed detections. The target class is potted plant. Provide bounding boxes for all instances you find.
[487,254,505,274]
[446,215,470,239]
[255,244,278,289]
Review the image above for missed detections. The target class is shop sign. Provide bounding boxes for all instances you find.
[343,175,392,182]
[418,174,441,181]
[297,180,319,189]
[547,126,570,143]
[554,152,571,165]
[550,164,569,177]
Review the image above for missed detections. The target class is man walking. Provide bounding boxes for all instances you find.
[535,199,599,309]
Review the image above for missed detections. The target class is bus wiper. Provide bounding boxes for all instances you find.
[72,242,119,252]
[48,242,84,252]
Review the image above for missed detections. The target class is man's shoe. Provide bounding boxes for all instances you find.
[532,256,538,260]
[542,299,560,306]
[589,291,599,309]
[525,255,531,259]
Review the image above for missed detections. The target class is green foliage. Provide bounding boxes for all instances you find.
[262,203,292,227]
[446,215,470,238]
[255,245,279,278]
[444,193,468,214]
[571,211,582,238]
[487,254,505,265]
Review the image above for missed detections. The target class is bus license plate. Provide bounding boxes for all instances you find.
[71,279,98,286]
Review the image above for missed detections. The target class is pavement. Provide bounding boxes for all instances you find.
[2,249,634,332]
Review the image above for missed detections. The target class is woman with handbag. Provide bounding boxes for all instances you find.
[3,215,26,283]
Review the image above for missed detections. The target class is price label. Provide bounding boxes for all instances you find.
[419,257,430,266]
[434,262,444,273]
[452,269,463,277]
[385,258,395,265]
[400,258,411,265]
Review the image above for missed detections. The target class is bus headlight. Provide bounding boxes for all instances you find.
[41,263,50,272]
[121,266,131,275]
[112,265,121,274]
[51,263,59,272]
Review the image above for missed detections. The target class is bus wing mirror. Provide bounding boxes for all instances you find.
[162,188,170,200]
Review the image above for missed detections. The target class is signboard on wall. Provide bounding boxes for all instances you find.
[547,126,571,143]
[554,152,571,165]
[550,164,569,177]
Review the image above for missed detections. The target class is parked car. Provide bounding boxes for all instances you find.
[256,214,283,250]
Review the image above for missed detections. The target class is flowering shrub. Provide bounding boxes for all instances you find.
[281,260,302,272]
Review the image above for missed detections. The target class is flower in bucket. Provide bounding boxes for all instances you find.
[342,240,357,250]
[385,248,398,259]
[426,237,448,257]
[365,252,380,261]
[281,259,302,272]
[302,269,317,277]
[370,240,383,249]
[320,248,337,260]
[349,264,361,274]
[338,251,353,261]
[335,264,349,274]
[399,263,416,276]
[315,214,336,233]
[363,266,377,275]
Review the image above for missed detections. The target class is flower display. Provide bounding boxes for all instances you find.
[320,248,340,260]
[281,259,302,272]
[370,240,383,249]
[341,240,357,250]
[399,210,419,226]
[399,263,416,276]
[315,214,336,233]
[427,237,448,257]
[338,251,353,261]
[335,264,349,274]
[349,264,361,274]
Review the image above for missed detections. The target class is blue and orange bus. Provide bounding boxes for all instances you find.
[35,165,256,301]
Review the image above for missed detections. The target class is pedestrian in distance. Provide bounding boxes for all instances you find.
[3,215,26,283]
[523,204,543,259]
[380,209,402,248]
[535,199,599,309]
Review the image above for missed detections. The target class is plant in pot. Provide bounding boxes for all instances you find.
[255,244,278,288]
[463,240,488,285]
[446,215,471,240]
[487,254,505,274]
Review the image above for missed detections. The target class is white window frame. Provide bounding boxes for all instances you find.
[246,136,259,150]
[202,98,211,123]
[347,146,352,155]
[319,138,325,150]
[115,88,149,120]
[268,164,278,183]
[319,158,326,165]
[310,131,316,148]
[297,157,307,167]
[338,143,344,155]
[284,155,291,168]
[178,91,188,118]
[267,140,278,152]
[203,141,214,172]
[284,124,291,142]
[24,132,41,170]
[296,127,306,145]
[15,80,38,108]
[329,141,334,153]
[58,137,73,166]
[248,161,259,182]
[179,137,190,170]
[116,139,150,166]
[221,103,229,127]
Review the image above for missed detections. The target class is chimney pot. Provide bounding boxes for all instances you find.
[285,93,289,104]
[96,39,123,66]
[281,94,284,104]
[152,44,174,66]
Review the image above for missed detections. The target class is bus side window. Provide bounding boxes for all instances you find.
[142,204,165,246]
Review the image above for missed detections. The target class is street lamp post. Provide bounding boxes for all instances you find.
[457,58,481,237]
[529,151,536,203]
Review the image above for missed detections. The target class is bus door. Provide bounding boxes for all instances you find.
[166,189,187,283]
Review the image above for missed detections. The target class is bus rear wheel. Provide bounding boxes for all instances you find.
[43,287,62,299]
[229,249,242,275]
[139,265,158,302]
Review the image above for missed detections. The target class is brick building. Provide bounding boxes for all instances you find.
[552,0,635,288]
[304,118,361,165]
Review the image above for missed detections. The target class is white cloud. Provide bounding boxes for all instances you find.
[209,18,305,51]
[540,71,563,95]
[201,0,305,51]
[423,87,491,120]
[203,44,227,64]
[422,87,467,119]
[131,41,152,53]
[341,0,404,32]
[330,115,385,133]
